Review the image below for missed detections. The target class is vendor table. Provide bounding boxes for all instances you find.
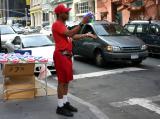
[0,53,49,100]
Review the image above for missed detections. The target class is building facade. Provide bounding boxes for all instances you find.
[50,0,74,22]
[72,0,95,21]
[120,0,160,25]
[41,0,53,26]
[96,0,160,25]
[0,0,29,25]
[30,0,42,27]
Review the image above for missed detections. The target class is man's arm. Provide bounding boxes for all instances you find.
[64,13,93,37]
[73,33,97,40]
[64,25,82,37]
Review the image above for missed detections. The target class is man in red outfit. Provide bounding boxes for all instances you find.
[52,4,96,117]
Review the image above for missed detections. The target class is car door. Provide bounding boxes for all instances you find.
[149,24,160,53]
[134,24,150,44]
[78,25,96,57]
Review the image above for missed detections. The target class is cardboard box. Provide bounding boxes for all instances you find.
[3,63,35,76]
[4,75,36,100]
[2,63,36,100]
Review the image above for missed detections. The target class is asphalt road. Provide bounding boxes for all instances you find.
[49,56,160,119]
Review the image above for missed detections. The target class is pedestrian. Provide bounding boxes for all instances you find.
[52,4,96,117]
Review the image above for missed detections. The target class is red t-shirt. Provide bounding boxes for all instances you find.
[52,20,72,51]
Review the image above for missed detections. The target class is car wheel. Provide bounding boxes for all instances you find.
[94,50,105,67]
[131,60,142,65]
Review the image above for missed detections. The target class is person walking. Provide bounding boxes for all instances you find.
[52,4,96,117]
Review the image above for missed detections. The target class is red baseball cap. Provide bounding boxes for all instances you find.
[54,4,71,14]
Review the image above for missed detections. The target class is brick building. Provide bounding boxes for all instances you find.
[95,0,160,25]
[0,0,30,25]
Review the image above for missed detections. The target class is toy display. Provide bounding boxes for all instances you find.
[0,53,48,64]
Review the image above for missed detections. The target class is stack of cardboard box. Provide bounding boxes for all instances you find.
[2,63,36,100]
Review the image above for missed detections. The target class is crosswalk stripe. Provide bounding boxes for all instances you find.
[111,98,160,115]
[73,67,146,80]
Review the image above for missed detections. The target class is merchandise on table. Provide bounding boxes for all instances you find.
[0,53,48,64]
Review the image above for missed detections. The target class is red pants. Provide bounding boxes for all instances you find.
[53,51,73,83]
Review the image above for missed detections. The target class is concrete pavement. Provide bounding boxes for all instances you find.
[0,71,98,119]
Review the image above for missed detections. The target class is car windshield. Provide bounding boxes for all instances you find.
[0,26,16,35]
[22,35,54,48]
[95,24,130,36]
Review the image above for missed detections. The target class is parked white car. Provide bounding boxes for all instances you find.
[5,34,55,73]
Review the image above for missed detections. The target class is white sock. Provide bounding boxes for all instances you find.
[58,99,64,107]
[63,95,68,104]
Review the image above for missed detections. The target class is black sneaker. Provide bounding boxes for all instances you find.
[56,106,74,117]
[64,102,78,112]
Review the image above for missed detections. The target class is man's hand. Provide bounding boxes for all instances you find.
[85,32,97,39]
[72,32,97,40]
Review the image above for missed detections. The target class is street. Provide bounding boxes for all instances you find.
[48,56,160,119]
[0,0,160,119]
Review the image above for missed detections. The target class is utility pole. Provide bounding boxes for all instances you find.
[0,29,2,69]
[25,8,28,27]
[4,0,9,24]
[0,29,1,52]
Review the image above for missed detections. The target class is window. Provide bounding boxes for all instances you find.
[126,25,136,33]
[0,26,16,35]
[150,25,160,35]
[136,24,149,33]
[76,1,89,14]
[95,24,130,36]
[136,25,143,33]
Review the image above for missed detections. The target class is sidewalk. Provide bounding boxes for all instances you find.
[0,72,98,119]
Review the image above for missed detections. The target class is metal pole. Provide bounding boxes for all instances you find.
[0,28,2,70]
[6,0,9,22]
[25,8,27,26]
[0,29,1,52]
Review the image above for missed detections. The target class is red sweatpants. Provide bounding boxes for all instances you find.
[53,51,73,83]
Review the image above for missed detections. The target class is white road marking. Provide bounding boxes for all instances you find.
[110,95,160,115]
[37,67,146,118]
[37,79,110,119]
[158,65,160,67]
[73,67,146,80]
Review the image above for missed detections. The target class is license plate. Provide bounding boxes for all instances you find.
[131,54,139,59]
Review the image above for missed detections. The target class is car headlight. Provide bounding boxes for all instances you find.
[105,45,121,52]
[141,45,147,50]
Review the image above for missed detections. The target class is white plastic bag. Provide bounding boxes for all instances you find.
[38,64,52,80]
